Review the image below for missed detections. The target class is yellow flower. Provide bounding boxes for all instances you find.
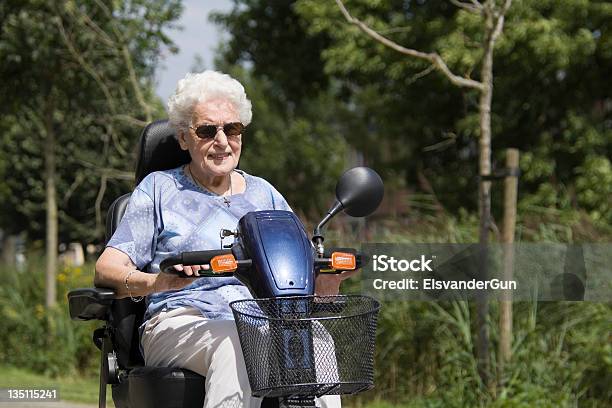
[35,304,44,319]
[6,307,19,320]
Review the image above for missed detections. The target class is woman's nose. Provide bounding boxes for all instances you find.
[213,129,229,146]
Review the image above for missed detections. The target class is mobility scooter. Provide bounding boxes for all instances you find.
[68,120,384,408]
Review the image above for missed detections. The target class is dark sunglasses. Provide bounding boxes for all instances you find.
[189,122,245,139]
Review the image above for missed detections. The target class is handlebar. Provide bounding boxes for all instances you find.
[316,248,369,274]
[159,249,252,278]
[160,247,368,278]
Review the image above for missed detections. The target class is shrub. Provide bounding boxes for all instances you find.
[0,255,98,377]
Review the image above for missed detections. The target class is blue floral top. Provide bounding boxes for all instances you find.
[107,166,291,325]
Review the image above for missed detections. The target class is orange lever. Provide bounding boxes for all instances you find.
[331,252,356,270]
[210,254,238,273]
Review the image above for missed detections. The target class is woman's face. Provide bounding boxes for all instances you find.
[178,99,242,179]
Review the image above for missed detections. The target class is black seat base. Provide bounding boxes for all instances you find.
[120,366,279,408]
[126,367,206,408]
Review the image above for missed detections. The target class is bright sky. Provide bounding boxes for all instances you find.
[155,0,233,105]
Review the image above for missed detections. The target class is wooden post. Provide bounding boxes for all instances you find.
[44,98,58,309]
[498,148,519,384]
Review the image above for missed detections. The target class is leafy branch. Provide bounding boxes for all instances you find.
[335,0,484,91]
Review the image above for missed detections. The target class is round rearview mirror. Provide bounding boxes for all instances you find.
[335,167,384,217]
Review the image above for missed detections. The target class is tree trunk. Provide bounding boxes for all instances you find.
[44,101,57,309]
[476,5,496,389]
[1,234,17,265]
[499,148,519,385]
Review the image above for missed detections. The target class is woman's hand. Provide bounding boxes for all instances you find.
[152,270,198,293]
[152,264,208,293]
[315,270,359,297]
[172,264,210,277]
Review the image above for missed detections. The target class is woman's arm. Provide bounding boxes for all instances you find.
[94,247,197,297]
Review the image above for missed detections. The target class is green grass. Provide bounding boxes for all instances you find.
[0,365,106,406]
[0,365,409,408]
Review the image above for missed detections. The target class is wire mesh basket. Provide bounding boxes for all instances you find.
[230,295,380,398]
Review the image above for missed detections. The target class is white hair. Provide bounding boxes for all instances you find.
[167,70,252,133]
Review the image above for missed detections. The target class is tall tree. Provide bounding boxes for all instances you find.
[328,0,513,388]
[0,0,181,307]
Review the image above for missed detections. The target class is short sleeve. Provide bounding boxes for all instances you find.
[106,186,157,270]
[268,183,292,211]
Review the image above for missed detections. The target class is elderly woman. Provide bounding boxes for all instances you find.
[94,71,348,408]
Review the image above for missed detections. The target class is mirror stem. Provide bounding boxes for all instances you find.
[313,201,343,256]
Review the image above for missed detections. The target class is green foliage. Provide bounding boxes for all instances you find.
[575,155,612,224]
[214,66,349,216]
[234,0,612,224]
[334,217,611,406]
[0,0,180,243]
[0,257,98,377]
[338,299,612,407]
[211,0,331,106]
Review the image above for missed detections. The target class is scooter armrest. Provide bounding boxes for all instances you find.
[68,287,117,321]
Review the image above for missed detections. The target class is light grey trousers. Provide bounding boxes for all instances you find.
[141,306,341,408]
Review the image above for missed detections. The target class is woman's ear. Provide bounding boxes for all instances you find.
[177,130,189,150]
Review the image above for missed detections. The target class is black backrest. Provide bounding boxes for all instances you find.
[105,193,132,243]
[134,119,191,185]
[105,193,146,368]
[105,119,190,369]
[106,119,188,242]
